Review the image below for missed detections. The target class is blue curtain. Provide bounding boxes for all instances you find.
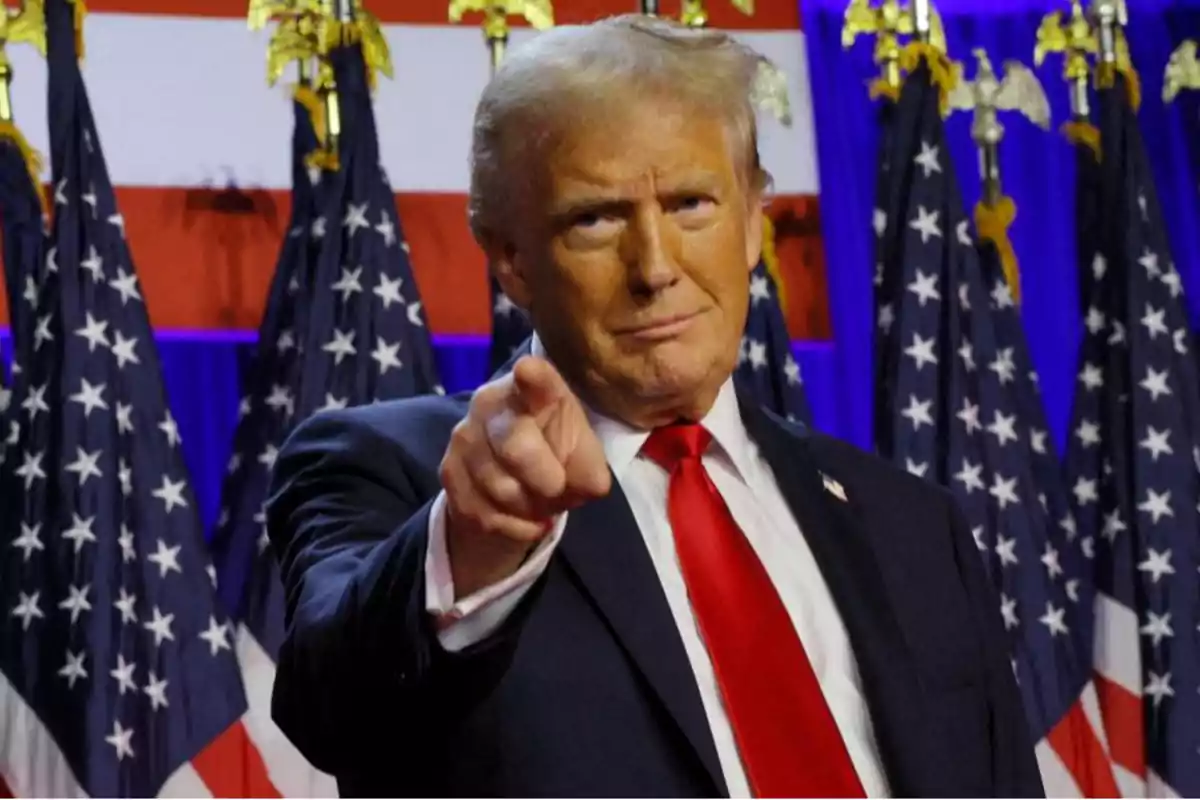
[803,0,1200,453]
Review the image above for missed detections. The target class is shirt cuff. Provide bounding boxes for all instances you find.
[424,490,567,652]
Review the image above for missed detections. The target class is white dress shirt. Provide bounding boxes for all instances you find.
[423,341,891,798]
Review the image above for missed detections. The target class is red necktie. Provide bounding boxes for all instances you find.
[642,424,867,799]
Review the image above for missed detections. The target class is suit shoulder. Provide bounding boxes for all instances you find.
[281,391,471,464]
[283,393,470,453]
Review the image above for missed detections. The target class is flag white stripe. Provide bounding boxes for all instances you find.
[0,668,87,798]
[1094,591,1142,696]
[236,624,339,798]
[1035,737,1084,798]
[158,762,215,798]
[1116,764,1147,799]
[6,14,818,195]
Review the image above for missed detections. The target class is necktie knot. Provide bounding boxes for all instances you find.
[641,423,712,471]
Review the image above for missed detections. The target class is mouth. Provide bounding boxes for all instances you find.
[614,310,704,342]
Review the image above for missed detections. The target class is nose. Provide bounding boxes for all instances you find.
[623,203,682,296]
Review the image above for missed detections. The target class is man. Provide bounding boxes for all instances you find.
[266,14,1043,798]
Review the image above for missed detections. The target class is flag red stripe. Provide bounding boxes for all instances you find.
[1045,698,1120,797]
[1094,673,1147,779]
[0,771,11,798]
[86,0,803,31]
[0,188,829,338]
[191,720,281,798]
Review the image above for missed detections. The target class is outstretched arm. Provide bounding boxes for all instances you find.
[264,401,532,776]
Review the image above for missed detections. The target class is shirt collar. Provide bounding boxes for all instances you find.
[529,334,756,482]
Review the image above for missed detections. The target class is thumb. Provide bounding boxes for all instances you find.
[511,356,570,419]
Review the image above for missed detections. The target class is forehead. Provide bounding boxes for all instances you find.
[543,105,737,195]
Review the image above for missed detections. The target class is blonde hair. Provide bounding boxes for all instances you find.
[466,13,773,243]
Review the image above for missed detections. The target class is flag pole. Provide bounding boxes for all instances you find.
[0,56,13,125]
[1093,0,1119,70]
[447,0,554,76]
[1090,0,1139,107]
[318,0,355,161]
[1065,1,1095,124]
[911,0,932,43]
[1033,1,1099,140]
[485,5,508,75]
[946,49,1051,303]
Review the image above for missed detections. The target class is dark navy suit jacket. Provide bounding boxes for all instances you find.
[265,381,1044,798]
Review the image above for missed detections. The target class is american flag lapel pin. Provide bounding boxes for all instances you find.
[821,473,847,502]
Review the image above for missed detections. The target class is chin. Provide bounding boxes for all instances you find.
[623,345,723,401]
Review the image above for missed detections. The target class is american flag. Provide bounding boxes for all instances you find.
[872,55,1118,796]
[0,0,270,795]
[294,40,442,421]
[734,258,810,424]
[206,86,337,795]
[488,277,532,374]
[1063,68,1200,798]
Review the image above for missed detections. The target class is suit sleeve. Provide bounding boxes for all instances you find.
[264,407,536,776]
[944,494,1045,798]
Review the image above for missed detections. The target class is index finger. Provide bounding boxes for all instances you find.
[510,356,570,418]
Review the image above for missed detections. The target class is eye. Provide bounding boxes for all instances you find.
[670,195,715,213]
[562,209,623,248]
[572,211,604,228]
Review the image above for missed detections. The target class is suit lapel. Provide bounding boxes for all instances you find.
[739,397,940,795]
[557,477,729,796]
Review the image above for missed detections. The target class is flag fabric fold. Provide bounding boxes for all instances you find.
[872,93,901,448]
[1063,70,1200,798]
[872,54,1117,797]
[0,0,271,795]
[1067,119,1103,317]
[735,259,811,424]
[206,88,337,797]
[294,42,442,422]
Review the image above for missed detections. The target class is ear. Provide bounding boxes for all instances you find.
[482,231,534,310]
[744,195,764,272]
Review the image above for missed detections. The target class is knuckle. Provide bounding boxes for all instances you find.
[495,429,540,469]
[448,421,475,452]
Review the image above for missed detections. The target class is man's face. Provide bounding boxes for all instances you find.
[493,102,762,426]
